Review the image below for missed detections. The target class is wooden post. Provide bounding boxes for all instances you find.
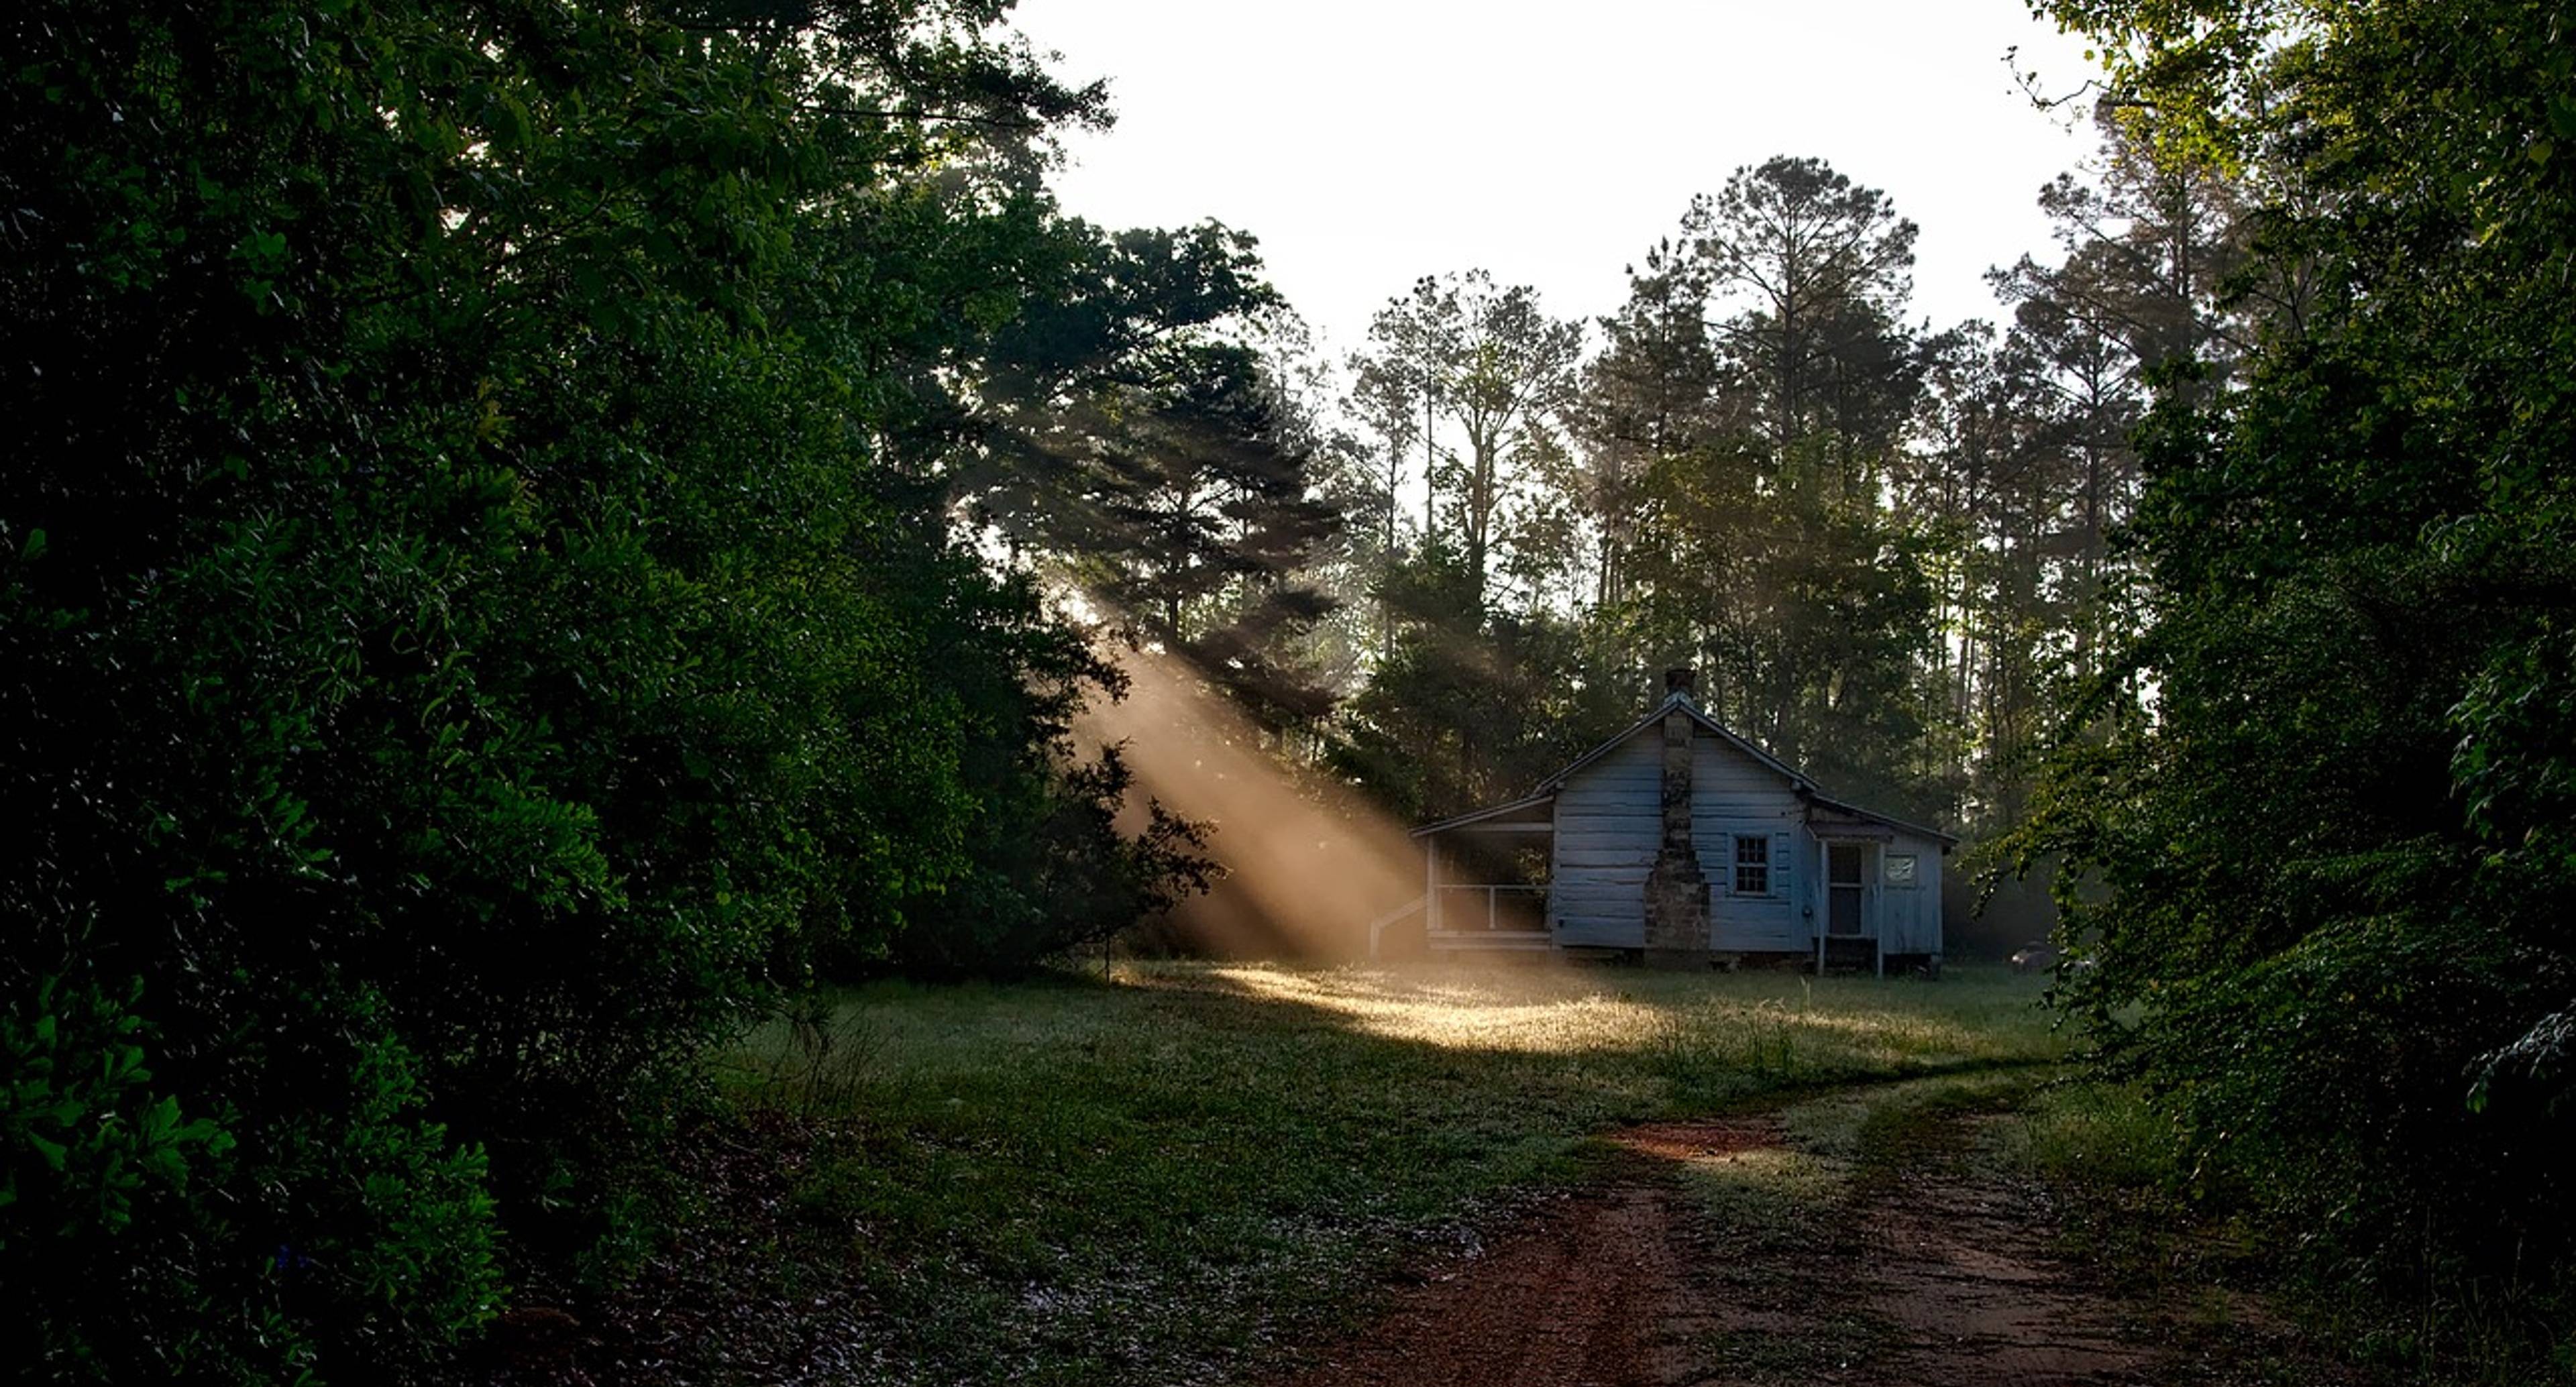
[1874,844,1887,979]
[1424,837,1440,937]
[1811,836,1827,975]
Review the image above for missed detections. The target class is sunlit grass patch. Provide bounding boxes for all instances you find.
[1176,962,1678,1054]
[1136,958,2064,1066]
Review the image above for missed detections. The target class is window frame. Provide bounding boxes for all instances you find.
[1731,833,1772,897]
[1884,852,1919,889]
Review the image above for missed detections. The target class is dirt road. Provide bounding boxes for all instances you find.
[1271,1099,2323,1387]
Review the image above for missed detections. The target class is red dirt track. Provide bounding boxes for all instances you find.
[1273,1179,1697,1387]
[1269,1111,2308,1387]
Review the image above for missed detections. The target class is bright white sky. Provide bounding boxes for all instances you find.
[1014,0,2107,359]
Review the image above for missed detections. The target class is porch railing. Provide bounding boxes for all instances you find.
[1432,883,1548,933]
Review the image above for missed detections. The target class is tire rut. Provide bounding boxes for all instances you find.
[1265,1097,2220,1387]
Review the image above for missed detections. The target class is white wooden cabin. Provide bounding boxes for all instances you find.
[1383,673,1952,973]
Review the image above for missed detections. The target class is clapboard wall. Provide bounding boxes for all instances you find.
[1882,827,1945,956]
[1538,712,1943,958]
[1548,731,1661,946]
[1688,735,1807,951]
[1548,722,1816,952]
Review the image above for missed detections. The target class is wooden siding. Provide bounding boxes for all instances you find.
[1881,829,1944,955]
[1548,730,1661,946]
[1690,735,1806,952]
[1540,712,1943,958]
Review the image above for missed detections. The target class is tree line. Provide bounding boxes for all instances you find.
[2022,0,2576,1347]
[1308,129,2229,846]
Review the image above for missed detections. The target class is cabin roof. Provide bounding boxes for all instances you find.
[1550,691,1808,790]
[1800,791,1958,848]
[1409,691,1958,846]
[1409,791,1557,838]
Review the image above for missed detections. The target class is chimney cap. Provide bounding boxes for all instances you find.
[1663,665,1697,696]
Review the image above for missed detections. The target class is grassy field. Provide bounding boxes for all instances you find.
[699,960,2067,1386]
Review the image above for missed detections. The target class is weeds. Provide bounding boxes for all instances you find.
[743,993,890,1118]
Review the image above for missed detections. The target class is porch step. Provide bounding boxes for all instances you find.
[1817,935,1881,973]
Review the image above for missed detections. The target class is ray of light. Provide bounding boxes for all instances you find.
[1077,645,1444,961]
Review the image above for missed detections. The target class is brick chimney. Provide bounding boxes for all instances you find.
[1642,670,1710,968]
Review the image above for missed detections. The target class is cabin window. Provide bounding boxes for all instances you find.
[1885,853,1918,888]
[1731,835,1770,895]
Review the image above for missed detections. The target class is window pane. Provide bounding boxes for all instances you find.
[1733,835,1768,894]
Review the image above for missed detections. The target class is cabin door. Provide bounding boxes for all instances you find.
[1827,843,1867,936]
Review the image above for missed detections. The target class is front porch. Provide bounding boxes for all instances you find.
[1415,792,1556,956]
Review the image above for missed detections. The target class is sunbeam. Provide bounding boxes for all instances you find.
[1078,643,1435,960]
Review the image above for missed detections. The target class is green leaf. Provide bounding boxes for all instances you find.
[27,1133,67,1172]
[2551,94,2576,142]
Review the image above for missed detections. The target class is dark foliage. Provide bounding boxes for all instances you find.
[0,0,1212,1379]
[2026,0,2576,1311]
